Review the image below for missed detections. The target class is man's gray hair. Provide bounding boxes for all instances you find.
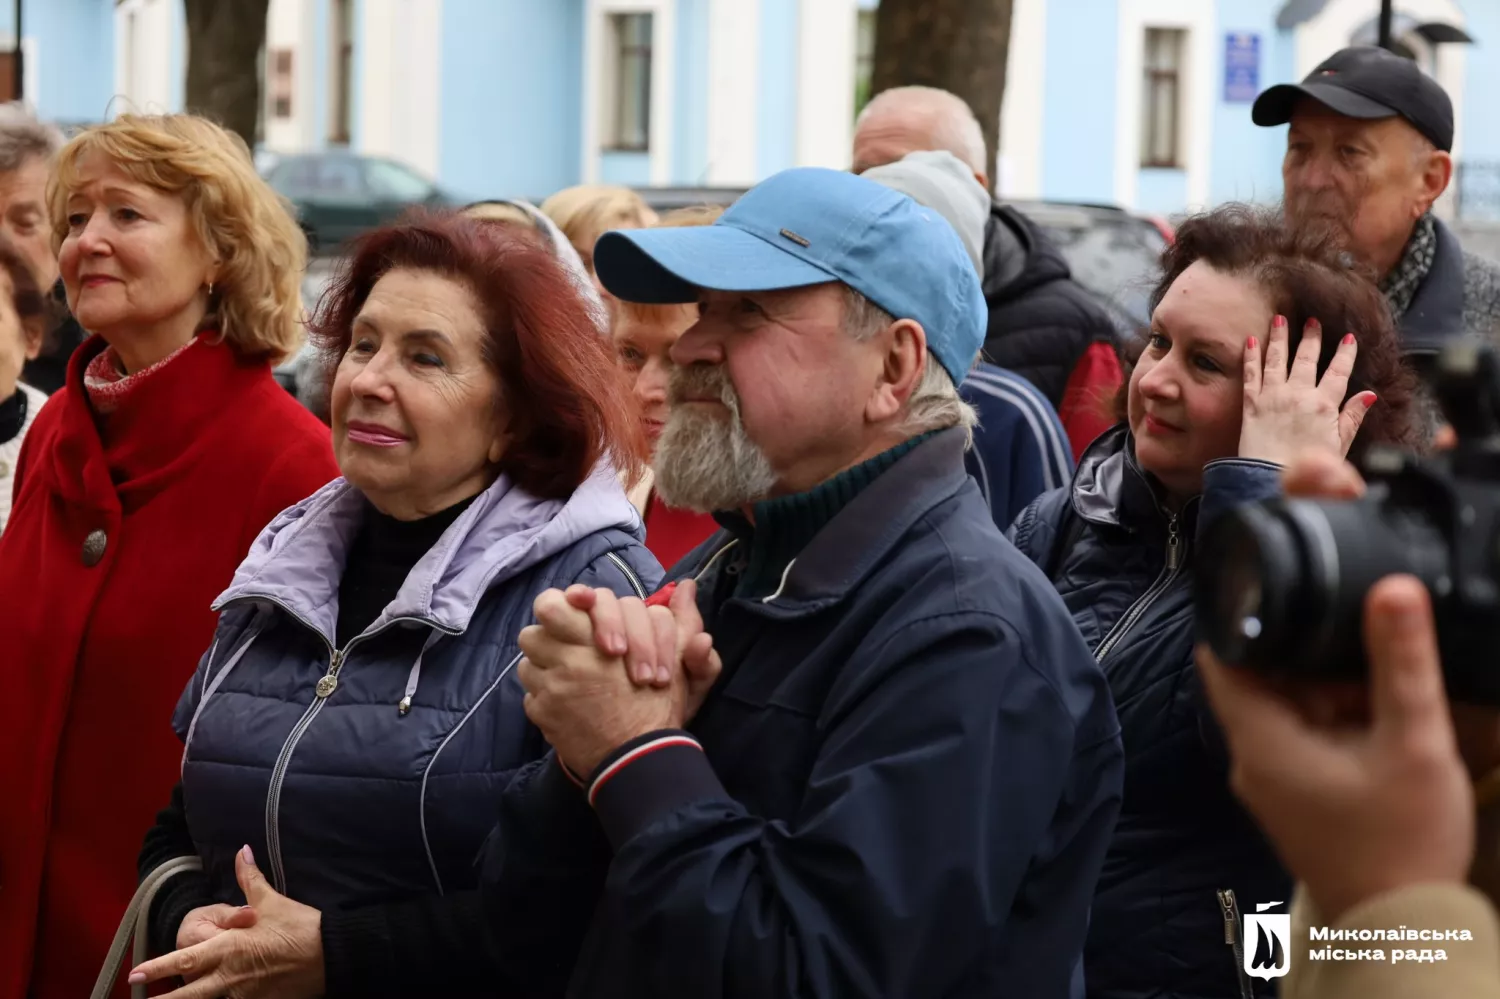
[0,103,62,174]
[843,286,977,442]
[855,86,987,179]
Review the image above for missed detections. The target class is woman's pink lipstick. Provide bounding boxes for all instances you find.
[345,421,409,447]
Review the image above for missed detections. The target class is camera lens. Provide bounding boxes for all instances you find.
[1197,497,1428,679]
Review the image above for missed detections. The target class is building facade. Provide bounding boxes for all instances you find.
[1,0,1496,216]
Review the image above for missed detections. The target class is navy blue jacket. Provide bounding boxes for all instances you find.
[469,428,1124,999]
[1008,425,1291,999]
[146,466,661,944]
[961,362,1075,529]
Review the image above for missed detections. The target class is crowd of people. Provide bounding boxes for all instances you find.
[0,42,1498,999]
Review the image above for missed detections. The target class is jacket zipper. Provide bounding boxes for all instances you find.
[242,594,457,895]
[1092,512,1182,663]
[1219,889,1256,999]
[604,550,647,599]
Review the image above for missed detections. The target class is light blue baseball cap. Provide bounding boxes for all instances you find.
[593,167,985,384]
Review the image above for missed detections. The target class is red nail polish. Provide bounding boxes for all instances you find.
[1307,318,1321,331]
[1246,335,1257,349]
[1273,315,1287,329]
[1342,333,1355,345]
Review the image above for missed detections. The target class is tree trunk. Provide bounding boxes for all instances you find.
[871,0,1014,192]
[183,0,271,151]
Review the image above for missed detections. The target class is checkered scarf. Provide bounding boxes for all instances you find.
[1380,213,1437,320]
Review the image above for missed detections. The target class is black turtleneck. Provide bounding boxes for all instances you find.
[336,494,479,647]
[0,385,26,444]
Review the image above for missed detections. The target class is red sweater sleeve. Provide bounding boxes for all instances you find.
[1058,342,1124,461]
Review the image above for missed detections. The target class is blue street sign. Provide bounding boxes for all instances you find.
[1224,32,1261,103]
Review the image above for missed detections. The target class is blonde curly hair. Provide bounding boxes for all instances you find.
[47,114,307,363]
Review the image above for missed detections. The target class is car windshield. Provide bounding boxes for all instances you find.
[268,157,366,198]
[365,160,433,201]
[1022,207,1165,332]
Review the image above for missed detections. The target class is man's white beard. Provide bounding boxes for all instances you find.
[653,363,778,513]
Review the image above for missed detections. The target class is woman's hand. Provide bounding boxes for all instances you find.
[129,846,324,999]
[176,902,258,954]
[1238,315,1376,465]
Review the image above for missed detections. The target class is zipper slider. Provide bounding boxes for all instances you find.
[315,649,344,698]
[1218,889,1237,944]
[1166,514,1181,571]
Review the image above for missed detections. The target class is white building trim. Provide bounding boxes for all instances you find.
[1294,0,1467,218]
[998,0,1046,198]
[583,0,677,185]
[1114,0,1216,211]
[704,0,759,185]
[114,0,176,116]
[339,0,443,177]
[794,0,855,170]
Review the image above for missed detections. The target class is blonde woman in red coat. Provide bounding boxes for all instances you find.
[0,114,337,999]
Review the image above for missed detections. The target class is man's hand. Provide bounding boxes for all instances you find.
[563,580,723,721]
[518,589,692,776]
[1198,447,1474,922]
[128,847,324,999]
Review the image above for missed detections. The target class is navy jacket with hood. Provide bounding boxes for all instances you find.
[318,429,1125,998]
[1008,425,1291,999]
[151,462,661,935]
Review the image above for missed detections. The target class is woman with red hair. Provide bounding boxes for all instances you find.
[126,212,659,981]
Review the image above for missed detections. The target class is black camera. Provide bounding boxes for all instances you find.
[1196,341,1500,705]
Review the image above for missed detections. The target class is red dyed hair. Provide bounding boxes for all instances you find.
[308,211,645,499]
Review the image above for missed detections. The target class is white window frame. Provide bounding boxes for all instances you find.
[583,0,675,185]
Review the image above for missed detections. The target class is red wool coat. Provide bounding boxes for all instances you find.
[0,333,338,999]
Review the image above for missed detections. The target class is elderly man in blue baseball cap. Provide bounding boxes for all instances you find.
[500,167,1124,999]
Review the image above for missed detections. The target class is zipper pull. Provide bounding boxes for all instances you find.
[315,650,344,698]
[1218,889,1237,944]
[1166,514,1181,571]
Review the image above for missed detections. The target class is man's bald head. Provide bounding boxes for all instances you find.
[853,86,989,190]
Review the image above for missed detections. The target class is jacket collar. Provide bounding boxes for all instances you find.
[707,427,974,617]
[1069,424,1194,536]
[1398,215,1466,355]
[47,331,267,514]
[215,459,644,644]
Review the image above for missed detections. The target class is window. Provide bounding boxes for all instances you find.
[329,0,354,144]
[1141,28,1185,168]
[270,49,294,119]
[854,9,876,116]
[365,159,434,202]
[604,12,652,151]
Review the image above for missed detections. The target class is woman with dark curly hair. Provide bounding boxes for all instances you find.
[1007,203,1420,999]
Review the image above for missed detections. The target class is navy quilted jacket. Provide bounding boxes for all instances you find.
[1008,425,1291,999]
[165,464,662,918]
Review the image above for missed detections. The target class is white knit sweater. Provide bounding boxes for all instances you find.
[0,382,47,533]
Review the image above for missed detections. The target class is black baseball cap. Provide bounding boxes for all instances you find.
[1252,45,1453,152]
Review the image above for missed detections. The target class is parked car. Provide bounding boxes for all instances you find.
[1009,200,1172,339]
[263,151,456,254]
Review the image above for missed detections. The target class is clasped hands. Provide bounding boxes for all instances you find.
[517,578,724,777]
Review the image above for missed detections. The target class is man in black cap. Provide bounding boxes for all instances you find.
[1254,45,1500,354]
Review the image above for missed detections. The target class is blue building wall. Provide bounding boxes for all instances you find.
[17,0,115,124]
[600,150,651,185]
[1210,0,1291,208]
[438,0,583,202]
[1136,168,1186,216]
[312,0,330,149]
[1461,0,1500,161]
[755,0,798,180]
[673,0,710,184]
[1040,0,1118,201]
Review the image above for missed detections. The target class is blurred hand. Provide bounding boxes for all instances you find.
[129,847,324,999]
[1237,315,1375,465]
[1199,448,1474,922]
